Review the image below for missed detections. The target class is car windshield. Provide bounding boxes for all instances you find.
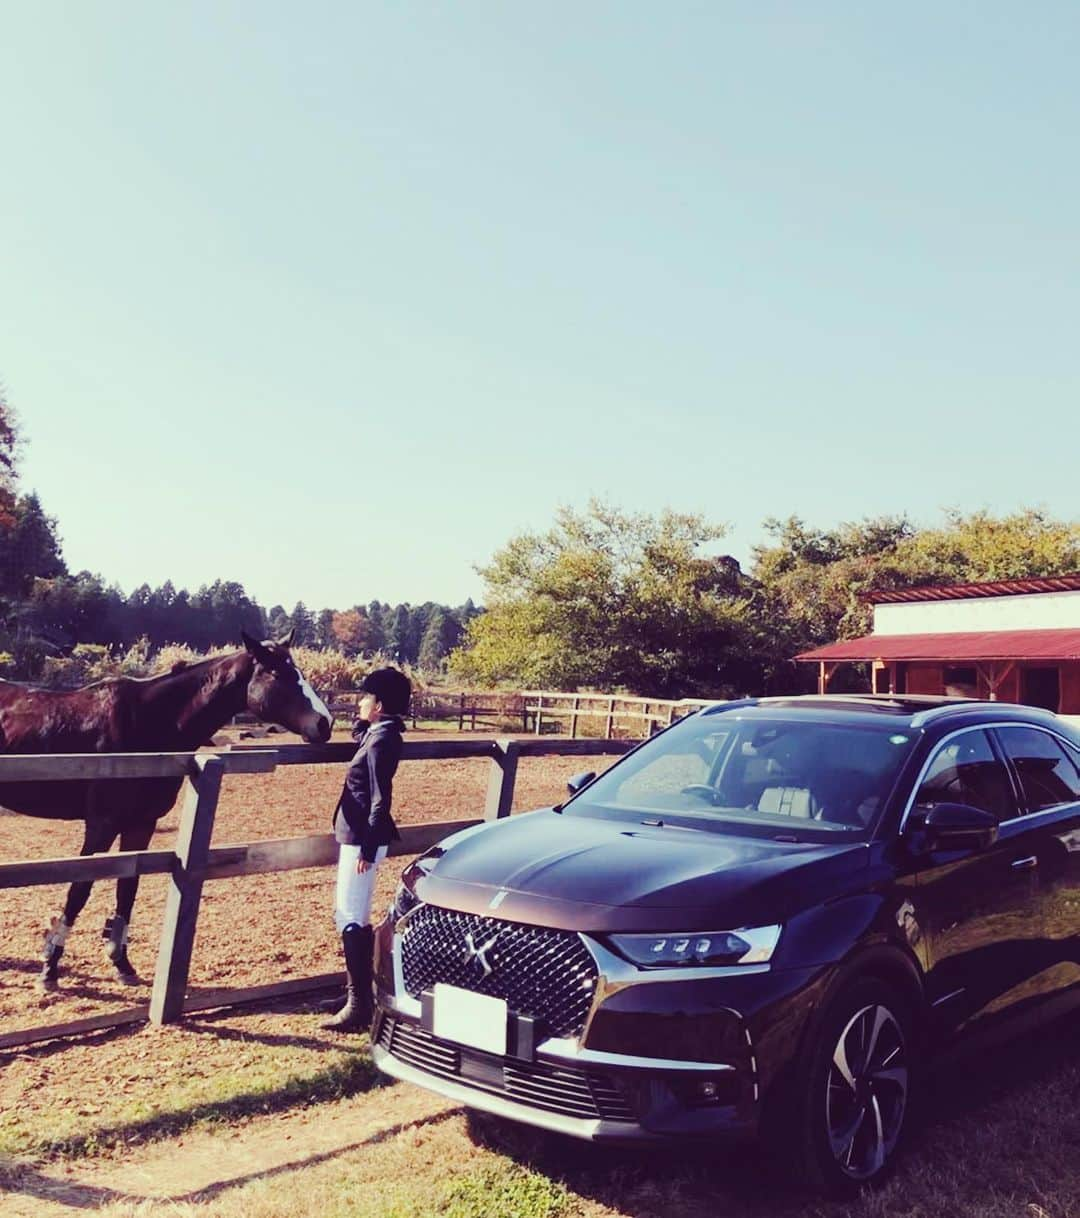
[565,712,917,837]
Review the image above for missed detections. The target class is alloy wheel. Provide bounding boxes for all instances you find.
[824,1002,909,1181]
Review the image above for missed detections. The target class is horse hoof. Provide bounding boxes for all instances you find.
[116,971,141,986]
[38,975,59,993]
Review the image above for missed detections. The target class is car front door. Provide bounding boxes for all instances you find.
[993,724,1080,1015]
[909,727,1046,1037]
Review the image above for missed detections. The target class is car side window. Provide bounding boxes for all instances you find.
[995,726,1080,813]
[915,729,1016,822]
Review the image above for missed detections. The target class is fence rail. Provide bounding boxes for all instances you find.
[325,688,719,737]
[0,736,634,1050]
[521,690,715,738]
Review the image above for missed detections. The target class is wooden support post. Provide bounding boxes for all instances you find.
[484,739,521,821]
[819,663,840,694]
[458,692,466,732]
[150,755,225,1025]
[605,697,615,740]
[977,661,1016,702]
[535,694,544,736]
[570,695,580,739]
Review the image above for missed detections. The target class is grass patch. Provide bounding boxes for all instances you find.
[0,1042,379,1163]
[440,1164,569,1218]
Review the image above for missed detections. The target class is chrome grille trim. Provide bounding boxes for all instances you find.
[376,1014,636,1123]
[400,905,598,1039]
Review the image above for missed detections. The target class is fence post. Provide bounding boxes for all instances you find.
[535,694,544,736]
[149,754,225,1025]
[605,697,615,740]
[458,692,466,732]
[484,738,521,821]
[570,695,580,740]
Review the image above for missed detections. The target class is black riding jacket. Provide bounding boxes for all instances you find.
[332,717,404,861]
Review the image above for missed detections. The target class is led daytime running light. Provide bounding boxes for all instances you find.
[609,924,781,968]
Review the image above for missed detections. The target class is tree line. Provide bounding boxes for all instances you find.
[4,386,1078,697]
[0,390,478,679]
[448,501,1080,698]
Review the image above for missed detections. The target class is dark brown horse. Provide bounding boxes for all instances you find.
[0,631,333,989]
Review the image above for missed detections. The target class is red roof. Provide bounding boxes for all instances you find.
[797,628,1080,663]
[869,574,1080,605]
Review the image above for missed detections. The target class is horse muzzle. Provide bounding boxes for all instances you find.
[302,716,333,744]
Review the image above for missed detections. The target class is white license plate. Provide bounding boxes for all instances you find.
[432,984,508,1055]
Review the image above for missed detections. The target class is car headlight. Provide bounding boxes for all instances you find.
[607,925,782,968]
[391,880,421,922]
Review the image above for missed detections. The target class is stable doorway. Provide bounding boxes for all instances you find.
[1021,666,1060,713]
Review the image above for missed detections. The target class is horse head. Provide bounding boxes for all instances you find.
[241,630,333,743]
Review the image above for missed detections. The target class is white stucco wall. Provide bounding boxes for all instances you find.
[873,589,1080,635]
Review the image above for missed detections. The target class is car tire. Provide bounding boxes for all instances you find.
[780,977,916,1196]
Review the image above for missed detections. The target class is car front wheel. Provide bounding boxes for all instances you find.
[786,977,915,1194]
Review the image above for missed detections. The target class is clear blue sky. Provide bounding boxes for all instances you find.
[3,3,1078,612]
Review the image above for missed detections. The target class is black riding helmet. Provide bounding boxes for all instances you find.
[358,667,412,717]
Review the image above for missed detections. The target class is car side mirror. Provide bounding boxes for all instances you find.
[906,802,999,854]
[566,770,596,796]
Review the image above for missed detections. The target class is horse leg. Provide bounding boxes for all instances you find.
[40,819,119,991]
[104,820,155,984]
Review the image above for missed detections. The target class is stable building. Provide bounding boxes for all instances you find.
[797,575,1080,714]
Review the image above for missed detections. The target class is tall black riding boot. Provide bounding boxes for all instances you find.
[321,923,374,1033]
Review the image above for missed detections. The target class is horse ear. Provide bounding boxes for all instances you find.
[241,631,273,664]
[278,626,296,649]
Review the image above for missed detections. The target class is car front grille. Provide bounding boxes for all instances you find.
[400,905,598,1039]
[375,1013,636,1123]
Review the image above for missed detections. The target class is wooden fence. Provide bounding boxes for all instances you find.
[326,689,719,737]
[522,691,715,738]
[0,736,634,1051]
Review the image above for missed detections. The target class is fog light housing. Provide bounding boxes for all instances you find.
[671,1074,737,1108]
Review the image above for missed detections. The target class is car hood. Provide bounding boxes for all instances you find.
[412,808,870,933]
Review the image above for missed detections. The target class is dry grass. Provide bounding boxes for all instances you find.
[0,1002,1077,1217]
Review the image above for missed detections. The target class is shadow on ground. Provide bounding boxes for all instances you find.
[464,1012,1080,1217]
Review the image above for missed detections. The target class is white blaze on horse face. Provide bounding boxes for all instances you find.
[296,669,332,730]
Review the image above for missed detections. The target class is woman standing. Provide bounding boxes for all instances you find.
[322,666,411,1032]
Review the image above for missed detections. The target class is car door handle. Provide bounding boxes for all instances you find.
[1010,855,1038,872]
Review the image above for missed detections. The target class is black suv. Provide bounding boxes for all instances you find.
[372,696,1080,1191]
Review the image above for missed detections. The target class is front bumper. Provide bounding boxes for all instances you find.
[372,912,827,1144]
[371,1003,755,1141]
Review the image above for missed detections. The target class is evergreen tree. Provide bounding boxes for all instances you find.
[289,601,316,646]
[315,607,336,649]
[0,492,66,597]
[365,601,386,653]
[266,604,290,640]
[418,608,462,671]
[386,604,411,662]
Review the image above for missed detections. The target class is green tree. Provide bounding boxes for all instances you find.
[748,509,1080,693]
[315,607,336,650]
[288,601,316,647]
[266,604,290,640]
[0,492,66,598]
[386,604,411,662]
[890,508,1080,583]
[418,608,462,672]
[0,385,19,530]
[450,501,756,697]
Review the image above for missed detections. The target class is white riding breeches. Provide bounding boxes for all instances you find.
[334,844,388,932]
